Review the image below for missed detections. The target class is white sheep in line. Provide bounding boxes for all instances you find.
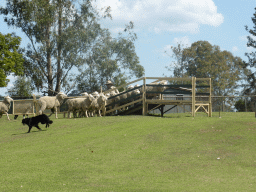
[0,96,13,121]
[147,80,168,99]
[66,93,94,118]
[87,93,108,117]
[112,85,141,112]
[34,92,67,119]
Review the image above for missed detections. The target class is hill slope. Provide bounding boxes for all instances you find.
[0,113,256,191]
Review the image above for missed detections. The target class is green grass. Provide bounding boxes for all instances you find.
[1,112,256,191]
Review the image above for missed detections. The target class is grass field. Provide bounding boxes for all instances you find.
[1,112,256,191]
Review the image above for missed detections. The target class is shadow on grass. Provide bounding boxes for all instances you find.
[12,130,47,136]
[147,114,192,118]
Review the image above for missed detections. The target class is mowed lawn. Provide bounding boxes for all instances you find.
[1,112,256,191]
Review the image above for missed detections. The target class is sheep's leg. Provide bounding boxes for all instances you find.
[72,111,75,118]
[85,110,88,118]
[5,112,10,121]
[98,110,102,117]
[38,101,46,115]
[78,110,83,118]
[80,111,85,118]
[55,108,58,119]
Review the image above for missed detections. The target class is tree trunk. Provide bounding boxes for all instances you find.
[46,22,53,96]
[55,0,62,94]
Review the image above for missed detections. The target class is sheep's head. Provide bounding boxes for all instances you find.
[110,86,119,94]
[134,89,140,95]
[4,96,13,104]
[57,92,67,99]
[98,94,107,105]
[81,92,88,97]
[110,91,116,97]
[92,91,99,98]
[159,80,168,91]
[128,85,134,90]
[88,94,95,102]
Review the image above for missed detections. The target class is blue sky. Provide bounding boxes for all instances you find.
[0,0,256,95]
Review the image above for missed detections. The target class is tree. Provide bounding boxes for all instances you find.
[1,0,144,96]
[0,32,24,87]
[75,24,144,93]
[166,41,249,96]
[165,43,188,78]
[244,7,256,96]
[7,76,33,97]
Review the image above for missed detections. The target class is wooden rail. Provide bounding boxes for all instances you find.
[103,77,212,117]
[1,77,211,118]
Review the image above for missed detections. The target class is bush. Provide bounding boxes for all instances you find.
[235,99,245,112]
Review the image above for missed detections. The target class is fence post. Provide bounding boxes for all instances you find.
[245,97,247,112]
[219,105,221,118]
[12,100,15,116]
[255,101,256,118]
[209,78,212,117]
[191,76,196,117]
[142,77,147,116]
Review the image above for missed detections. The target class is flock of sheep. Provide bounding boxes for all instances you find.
[0,80,168,120]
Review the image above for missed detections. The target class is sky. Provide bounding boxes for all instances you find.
[0,0,256,95]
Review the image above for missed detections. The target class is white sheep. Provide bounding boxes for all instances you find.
[114,85,141,111]
[91,91,100,98]
[65,92,89,118]
[115,90,127,111]
[81,94,95,118]
[110,86,119,95]
[81,92,88,97]
[34,92,67,118]
[147,80,168,99]
[126,85,141,107]
[105,87,120,114]
[0,96,13,121]
[127,85,141,99]
[66,97,86,118]
[88,93,108,117]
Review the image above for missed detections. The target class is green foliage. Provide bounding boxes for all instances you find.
[1,113,256,191]
[0,32,24,87]
[76,25,144,93]
[167,41,248,96]
[165,43,188,78]
[1,0,144,95]
[7,76,33,97]
[235,99,246,112]
[244,7,256,95]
